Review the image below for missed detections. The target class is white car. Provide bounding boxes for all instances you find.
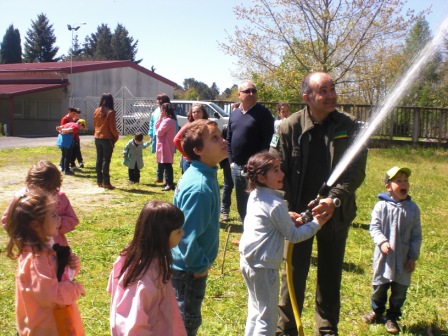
[171,100,229,130]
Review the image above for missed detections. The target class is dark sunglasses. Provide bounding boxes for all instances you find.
[240,88,258,94]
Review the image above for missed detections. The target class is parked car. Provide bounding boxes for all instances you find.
[171,100,229,130]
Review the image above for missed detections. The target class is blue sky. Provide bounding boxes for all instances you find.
[0,0,446,93]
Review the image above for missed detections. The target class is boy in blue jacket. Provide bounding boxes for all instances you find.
[171,119,228,336]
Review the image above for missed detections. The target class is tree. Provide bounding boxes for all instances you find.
[23,13,59,62]
[0,24,22,64]
[400,17,441,106]
[111,24,141,63]
[182,78,219,100]
[67,34,83,60]
[217,85,239,100]
[220,0,420,99]
[82,23,142,63]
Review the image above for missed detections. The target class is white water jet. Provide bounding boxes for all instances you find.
[326,16,448,189]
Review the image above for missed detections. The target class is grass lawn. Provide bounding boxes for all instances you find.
[0,138,447,335]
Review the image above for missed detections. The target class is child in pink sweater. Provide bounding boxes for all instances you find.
[5,189,85,335]
[108,200,187,336]
[2,160,79,246]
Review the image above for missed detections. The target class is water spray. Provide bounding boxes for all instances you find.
[299,16,448,224]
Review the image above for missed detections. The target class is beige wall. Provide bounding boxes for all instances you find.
[2,66,174,136]
[4,88,67,136]
[71,67,174,99]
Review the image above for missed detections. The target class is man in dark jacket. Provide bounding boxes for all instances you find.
[227,80,274,224]
[270,72,367,336]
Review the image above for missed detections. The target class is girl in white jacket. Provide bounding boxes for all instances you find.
[239,151,329,336]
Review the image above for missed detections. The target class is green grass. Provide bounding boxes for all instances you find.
[0,140,447,335]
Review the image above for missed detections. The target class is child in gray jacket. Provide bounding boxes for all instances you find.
[363,166,422,334]
[122,132,150,184]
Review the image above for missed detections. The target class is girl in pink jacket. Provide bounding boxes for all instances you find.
[2,160,79,247]
[108,200,187,336]
[5,189,85,336]
[155,102,177,191]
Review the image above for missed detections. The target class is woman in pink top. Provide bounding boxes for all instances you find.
[5,189,85,336]
[107,200,187,336]
[155,102,177,191]
[1,160,79,247]
[173,103,209,174]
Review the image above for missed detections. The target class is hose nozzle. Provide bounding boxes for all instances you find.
[299,182,330,223]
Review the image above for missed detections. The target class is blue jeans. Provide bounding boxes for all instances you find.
[220,159,233,213]
[172,270,208,336]
[181,157,191,174]
[231,163,248,223]
[61,145,73,173]
[95,138,114,185]
[157,162,174,185]
[371,282,408,320]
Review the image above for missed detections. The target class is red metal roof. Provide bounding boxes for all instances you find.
[0,61,177,87]
[0,83,68,97]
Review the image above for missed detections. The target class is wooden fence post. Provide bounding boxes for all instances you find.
[412,108,420,144]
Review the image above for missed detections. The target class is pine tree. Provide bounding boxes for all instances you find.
[111,24,141,63]
[82,24,113,60]
[0,24,22,64]
[23,13,59,62]
[82,23,141,63]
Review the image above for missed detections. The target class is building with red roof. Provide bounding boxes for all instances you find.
[0,61,176,136]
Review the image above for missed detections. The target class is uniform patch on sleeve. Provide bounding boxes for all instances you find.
[334,130,348,139]
[270,134,279,147]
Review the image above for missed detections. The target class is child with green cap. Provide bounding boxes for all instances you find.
[363,166,422,334]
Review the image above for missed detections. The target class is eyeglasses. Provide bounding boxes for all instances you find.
[240,88,258,94]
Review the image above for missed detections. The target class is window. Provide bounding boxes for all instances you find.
[14,100,61,120]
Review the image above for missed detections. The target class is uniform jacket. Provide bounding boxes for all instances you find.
[269,106,367,229]
[2,187,79,247]
[172,161,220,274]
[107,254,187,336]
[155,117,176,164]
[370,192,422,286]
[148,107,160,153]
[122,139,150,170]
[15,246,84,336]
[240,187,321,269]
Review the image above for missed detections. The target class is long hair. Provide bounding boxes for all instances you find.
[156,93,170,104]
[99,93,114,117]
[5,190,55,259]
[187,104,209,122]
[245,151,280,191]
[119,201,184,287]
[26,160,62,193]
[161,102,177,120]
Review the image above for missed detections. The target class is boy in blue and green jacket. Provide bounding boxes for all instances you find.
[171,119,228,336]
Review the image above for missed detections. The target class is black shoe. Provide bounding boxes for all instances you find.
[385,319,400,334]
[64,170,74,176]
[221,212,229,221]
[363,311,383,324]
